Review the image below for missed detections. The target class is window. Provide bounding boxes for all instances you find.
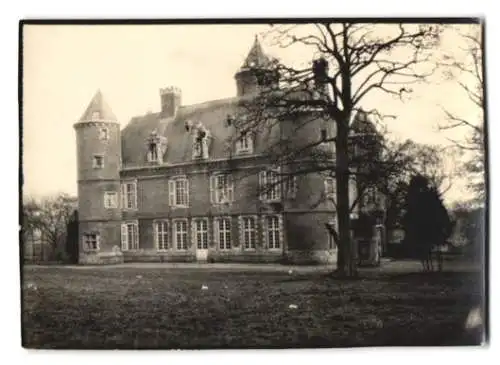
[363,187,377,206]
[329,232,336,250]
[104,192,118,209]
[326,219,337,250]
[265,215,281,250]
[260,169,281,202]
[285,176,297,199]
[174,220,188,250]
[121,181,137,210]
[210,174,234,204]
[215,217,231,250]
[324,178,335,199]
[241,216,256,250]
[83,232,100,251]
[169,177,189,207]
[99,127,109,141]
[121,222,139,251]
[192,127,209,159]
[147,142,159,162]
[193,219,208,250]
[236,132,253,154]
[154,220,169,251]
[193,137,209,159]
[193,140,203,159]
[91,111,101,121]
[93,155,104,169]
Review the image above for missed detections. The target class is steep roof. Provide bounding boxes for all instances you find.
[350,109,379,136]
[79,89,117,122]
[239,35,273,70]
[121,97,245,167]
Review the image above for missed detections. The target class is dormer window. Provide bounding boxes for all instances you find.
[236,131,253,155]
[91,111,101,121]
[147,141,159,162]
[146,129,165,164]
[192,123,210,160]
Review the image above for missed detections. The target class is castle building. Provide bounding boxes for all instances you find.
[74,37,382,265]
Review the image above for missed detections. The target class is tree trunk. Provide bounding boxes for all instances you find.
[335,114,357,277]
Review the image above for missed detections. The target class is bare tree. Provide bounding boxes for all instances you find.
[22,193,77,256]
[229,23,442,277]
[439,24,484,203]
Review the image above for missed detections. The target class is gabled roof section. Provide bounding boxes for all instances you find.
[79,89,118,122]
[240,35,272,70]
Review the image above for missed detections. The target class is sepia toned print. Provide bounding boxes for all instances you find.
[21,20,486,349]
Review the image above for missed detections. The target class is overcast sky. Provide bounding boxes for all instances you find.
[22,23,481,204]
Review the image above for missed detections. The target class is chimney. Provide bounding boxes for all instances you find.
[160,86,182,118]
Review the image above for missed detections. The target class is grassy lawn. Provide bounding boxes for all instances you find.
[21,265,484,349]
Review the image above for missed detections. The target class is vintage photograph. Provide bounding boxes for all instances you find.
[21,19,487,349]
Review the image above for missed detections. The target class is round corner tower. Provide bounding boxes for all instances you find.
[73,89,123,265]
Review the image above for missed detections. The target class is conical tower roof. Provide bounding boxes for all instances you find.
[240,35,272,70]
[78,89,117,122]
[350,109,378,135]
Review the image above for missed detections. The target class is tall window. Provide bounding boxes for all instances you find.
[242,216,256,250]
[121,181,137,210]
[192,125,209,159]
[324,178,335,199]
[210,174,234,204]
[147,142,159,162]
[215,217,231,250]
[154,220,169,250]
[169,177,189,207]
[83,232,100,251]
[236,132,253,154]
[93,155,104,169]
[329,232,336,250]
[121,222,139,251]
[174,220,188,250]
[260,170,280,201]
[104,191,118,209]
[326,219,337,250]
[285,176,298,199]
[193,219,208,250]
[193,140,203,159]
[265,215,281,250]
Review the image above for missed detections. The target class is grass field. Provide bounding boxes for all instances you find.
[21,264,484,349]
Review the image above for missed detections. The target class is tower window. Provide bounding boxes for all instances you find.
[92,155,104,169]
[99,127,109,141]
[324,178,335,199]
[83,232,100,251]
[104,192,118,209]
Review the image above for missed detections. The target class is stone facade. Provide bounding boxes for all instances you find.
[74,37,373,265]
